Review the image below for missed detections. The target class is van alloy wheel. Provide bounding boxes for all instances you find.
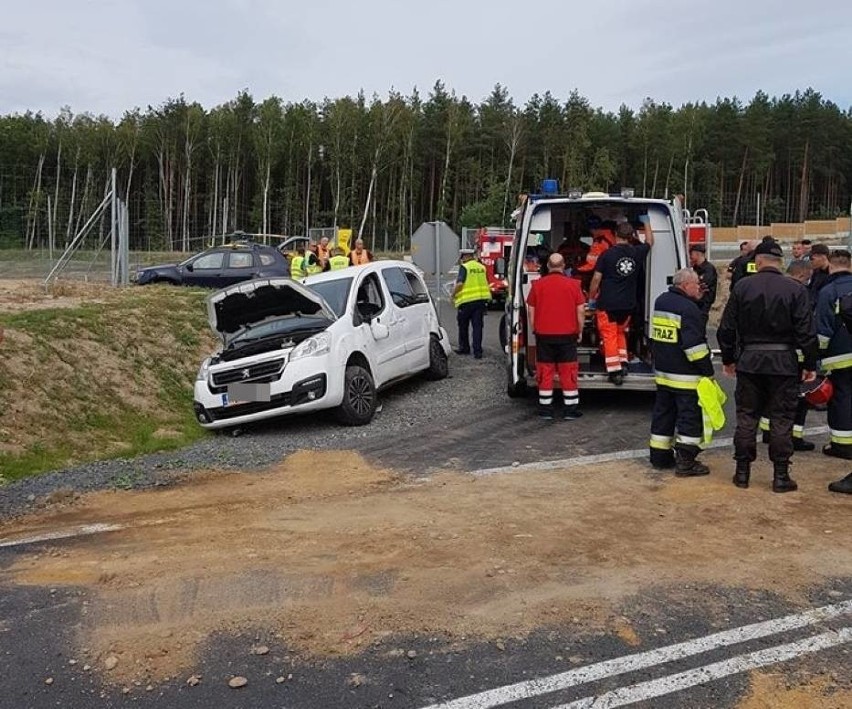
[335,364,377,426]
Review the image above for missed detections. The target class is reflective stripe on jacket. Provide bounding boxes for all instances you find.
[816,272,852,371]
[454,260,490,306]
[651,286,714,386]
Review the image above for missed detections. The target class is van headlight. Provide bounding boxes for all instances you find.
[196,358,211,381]
[290,332,331,361]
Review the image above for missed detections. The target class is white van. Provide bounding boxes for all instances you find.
[501,187,688,396]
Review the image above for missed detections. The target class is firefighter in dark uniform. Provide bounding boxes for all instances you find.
[649,268,715,475]
[588,217,654,385]
[689,244,717,325]
[815,249,852,460]
[729,238,760,290]
[718,237,818,492]
[758,259,816,449]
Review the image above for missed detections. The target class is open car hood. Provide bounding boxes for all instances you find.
[206,277,337,337]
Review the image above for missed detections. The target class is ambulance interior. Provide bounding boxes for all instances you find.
[519,200,680,376]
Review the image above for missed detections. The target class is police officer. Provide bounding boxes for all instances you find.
[452,248,491,359]
[588,217,654,385]
[649,268,715,475]
[718,237,818,492]
[815,249,852,460]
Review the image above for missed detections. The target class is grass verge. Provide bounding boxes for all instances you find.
[0,284,216,482]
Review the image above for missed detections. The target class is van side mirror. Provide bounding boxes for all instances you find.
[185,262,194,272]
[494,257,506,278]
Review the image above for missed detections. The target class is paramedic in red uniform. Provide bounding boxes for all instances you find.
[589,216,654,385]
[526,253,587,420]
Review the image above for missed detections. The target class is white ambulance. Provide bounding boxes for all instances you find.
[500,183,689,396]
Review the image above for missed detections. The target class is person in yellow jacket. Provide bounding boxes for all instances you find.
[452,249,491,359]
[328,247,350,271]
[290,246,307,279]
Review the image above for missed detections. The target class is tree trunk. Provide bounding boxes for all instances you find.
[798,139,809,221]
[732,147,749,226]
[66,148,80,246]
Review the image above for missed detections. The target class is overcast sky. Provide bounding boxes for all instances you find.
[2,0,850,119]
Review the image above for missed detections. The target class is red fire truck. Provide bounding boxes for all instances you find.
[474,227,515,306]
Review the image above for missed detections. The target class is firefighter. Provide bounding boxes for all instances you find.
[815,249,852,460]
[649,268,715,474]
[526,253,587,420]
[689,244,718,325]
[718,237,818,492]
[758,259,816,450]
[452,249,491,359]
[328,247,350,271]
[729,239,760,289]
[588,217,654,385]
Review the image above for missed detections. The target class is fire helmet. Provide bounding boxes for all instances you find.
[802,376,833,407]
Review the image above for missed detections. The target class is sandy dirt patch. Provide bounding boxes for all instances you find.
[1,449,850,686]
[0,278,115,313]
[738,671,851,708]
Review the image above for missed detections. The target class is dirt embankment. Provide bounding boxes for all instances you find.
[1,449,849,688]
[0,279,216,475]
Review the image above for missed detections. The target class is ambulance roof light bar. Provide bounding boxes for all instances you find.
[621,187,635,198]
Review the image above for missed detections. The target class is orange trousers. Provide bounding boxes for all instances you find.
[596,310,629,373]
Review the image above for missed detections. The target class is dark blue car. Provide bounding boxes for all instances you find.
[135,241,290,288]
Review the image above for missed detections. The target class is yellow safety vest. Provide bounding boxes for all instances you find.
[305,255,323,275]
[291,255,306,278]
[454,260,490,307]
[329,255,349,270]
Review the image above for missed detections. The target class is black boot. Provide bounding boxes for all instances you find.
[792,438,815,452]
[538,403,554,420]
[650,450,676,470]
[675,449,710,477]
[563,405,583,420]
[828,473,852,494]
[733,461,750,489]
[772,461,798,493]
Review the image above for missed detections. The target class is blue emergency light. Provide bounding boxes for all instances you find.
[540,179,559,195]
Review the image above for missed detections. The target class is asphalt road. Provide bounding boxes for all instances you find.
[0,294,847,709]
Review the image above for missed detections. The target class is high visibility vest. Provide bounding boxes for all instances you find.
[291,255,306,278]
[351,250,370,265]
[329,255,349,270]
[454,260,490,307]
[305,255,323,275]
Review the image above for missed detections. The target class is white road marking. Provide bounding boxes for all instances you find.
[474,425,830,477]
[555,626,852,708]
[0,523,124,549]
[419,599,851,709]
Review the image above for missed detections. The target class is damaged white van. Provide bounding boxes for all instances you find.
[193,261,451,429]
[502,185,688,396]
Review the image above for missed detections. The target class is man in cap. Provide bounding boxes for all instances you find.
[689,244,717,326]
[452,248,491,359]
[718,237,818,492]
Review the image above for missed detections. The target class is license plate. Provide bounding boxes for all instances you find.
[224,382,271,405]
